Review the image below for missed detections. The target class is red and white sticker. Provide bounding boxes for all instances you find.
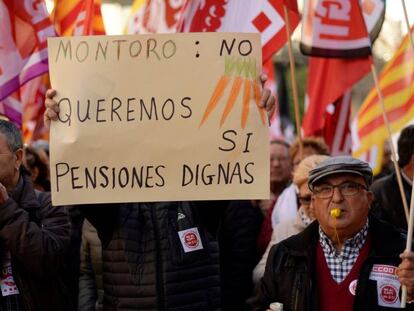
[0,252,19,296]
[379,284,398,304]
[349,279,358,296]
[178,227,204,253]
[369,264,401,308]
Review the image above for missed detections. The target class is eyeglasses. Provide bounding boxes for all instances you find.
[270,156,290,163]
[313,182,367,199]
[298,195,312,206]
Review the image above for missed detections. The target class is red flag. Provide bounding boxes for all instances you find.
[302,0,385,154]
[300,0,376,57]
[178,0,300,63]
[322,91,352,155]
[303,56,371,138]
[72,0,95,36]
[21,74,49,142]
[52,0,105,36]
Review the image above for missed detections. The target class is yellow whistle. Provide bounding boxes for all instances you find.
[330,208,341,218]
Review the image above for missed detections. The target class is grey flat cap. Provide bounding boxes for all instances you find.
[308,156,373,190]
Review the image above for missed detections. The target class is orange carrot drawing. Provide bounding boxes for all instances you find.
[253,81,266,125]
[220,76,242,126]
[199,75,230,127]
[241,79,252,129]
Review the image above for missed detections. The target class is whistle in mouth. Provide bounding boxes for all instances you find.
[330,208,341,218]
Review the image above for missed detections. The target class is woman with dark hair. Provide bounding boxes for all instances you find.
[24,146,51,191]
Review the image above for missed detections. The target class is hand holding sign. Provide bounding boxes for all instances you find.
[396,251,414,302]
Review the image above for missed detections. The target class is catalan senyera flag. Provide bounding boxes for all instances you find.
[353,26,414,174]
[178,0,300,63]
[0,0,55,102]
[52,0,105,36]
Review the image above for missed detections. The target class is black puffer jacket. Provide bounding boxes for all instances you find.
[218,200,263,311]
[371,172,411,230]
[248,215,414,311]
[0,173,73,311]
[83,201,221,311]
[79,220,103,311]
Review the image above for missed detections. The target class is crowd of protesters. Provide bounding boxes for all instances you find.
[0,86,414,310]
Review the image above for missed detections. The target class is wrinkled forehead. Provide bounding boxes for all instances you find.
[315,173,366,186]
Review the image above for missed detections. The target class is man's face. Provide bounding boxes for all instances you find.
[298,182,314,220]
[312,174,373,240]
[0,133,20,190]
[270,143,292,184]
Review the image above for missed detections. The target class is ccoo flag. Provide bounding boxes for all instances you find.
[302,0,385,154]
[178,0,300,63]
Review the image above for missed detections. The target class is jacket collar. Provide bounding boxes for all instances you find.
[10,173,40,211]
[281,213,405,258]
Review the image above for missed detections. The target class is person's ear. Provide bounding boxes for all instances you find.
[14,148,24,171]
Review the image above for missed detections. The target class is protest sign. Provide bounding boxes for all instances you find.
[48,33,269,205]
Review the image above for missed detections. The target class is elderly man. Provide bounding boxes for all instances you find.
[249,156,414,311]
[0,120,72,310]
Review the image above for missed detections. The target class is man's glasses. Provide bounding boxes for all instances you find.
[313,182,367,199]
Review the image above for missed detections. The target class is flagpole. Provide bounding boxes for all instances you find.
[370,64,410,224]
[400,2,414,306]
[401,0,414,53]
[283,5,303,159]
[401,174,414,308]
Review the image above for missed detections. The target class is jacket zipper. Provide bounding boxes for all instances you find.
[151,207,166,311]
[12,262,33,311]
[293,273,303,310]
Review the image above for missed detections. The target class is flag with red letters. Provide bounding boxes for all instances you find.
[178,0,300,63]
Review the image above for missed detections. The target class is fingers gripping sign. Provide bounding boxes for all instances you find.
[44,89,59,130]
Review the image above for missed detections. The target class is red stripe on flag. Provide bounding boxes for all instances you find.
[59,1,84,34]
[359,72,414,116]
[358,94,414,137]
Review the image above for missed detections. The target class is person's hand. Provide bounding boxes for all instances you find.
[44,89,60,130]
[259,74,276,123]
[396,251,414,301]
[0,183,8,204]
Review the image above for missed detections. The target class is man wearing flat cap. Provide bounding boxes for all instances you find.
[248,156,414,311]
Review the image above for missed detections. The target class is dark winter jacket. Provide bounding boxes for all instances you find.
[218,200,263,311]
[78,220,103,311]
[82,201,221,311]
[0,172,73,311]
[247,215,414,311]
[371,172,411,230]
